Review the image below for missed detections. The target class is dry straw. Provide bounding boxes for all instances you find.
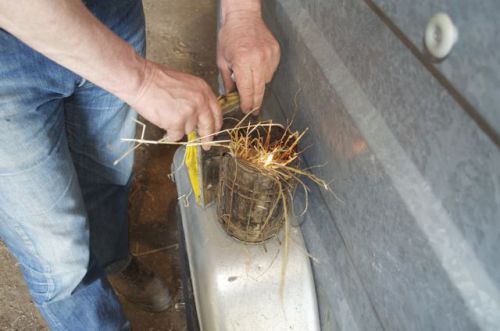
[117,111,331,296]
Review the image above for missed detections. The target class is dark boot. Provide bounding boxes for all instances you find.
[108,256,172,312]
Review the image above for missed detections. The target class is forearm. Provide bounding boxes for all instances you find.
[0,0,145,103]
[220,0,261,22]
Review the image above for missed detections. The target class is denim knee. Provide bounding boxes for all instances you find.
[0,205,89,306]
[19,251,89,306]
[0,130,91,305]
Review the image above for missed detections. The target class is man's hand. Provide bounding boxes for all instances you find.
[0,0,221,149]
[125,62,222,149]
[217,2,280,114]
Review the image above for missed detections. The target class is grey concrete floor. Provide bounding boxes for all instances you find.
[0,0,218,329]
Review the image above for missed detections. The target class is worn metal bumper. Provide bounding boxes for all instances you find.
[173,147,320,331]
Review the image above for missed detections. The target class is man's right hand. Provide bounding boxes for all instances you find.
[0,0,222,149]
[126,62,222,149]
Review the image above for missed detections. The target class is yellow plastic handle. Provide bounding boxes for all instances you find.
[185,92,240,203]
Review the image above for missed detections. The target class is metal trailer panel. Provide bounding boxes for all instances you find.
[173,148,320,331]
[261,0,500,330]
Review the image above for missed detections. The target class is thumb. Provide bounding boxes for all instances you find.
[219,62,236,94]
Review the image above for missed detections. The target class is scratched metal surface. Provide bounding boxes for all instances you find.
[261,0,500,330]
[173,148,320,331]
[369,0,500,140]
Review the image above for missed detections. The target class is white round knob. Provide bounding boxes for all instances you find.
[425,13,458,59]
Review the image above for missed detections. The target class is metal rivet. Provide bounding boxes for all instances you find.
[425,13,458,59]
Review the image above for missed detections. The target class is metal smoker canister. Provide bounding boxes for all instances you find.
[217,154,290,243]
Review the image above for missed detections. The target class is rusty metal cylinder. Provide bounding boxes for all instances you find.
[217,154,290,243]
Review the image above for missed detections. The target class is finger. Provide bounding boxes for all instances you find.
[264,61,278,84]
[197,110,215,151]
[218,61,236,94]
[233,65,254,113]
[271,43,281,72]
[207,90,222,131]
[184,118,196,135]
[262,48,274,83]
[266,43,281,83]
[252,69,265,115]
[262,52,278,84]
[265,60,276,83]
[164,128,185,142]
[198,84,220,134]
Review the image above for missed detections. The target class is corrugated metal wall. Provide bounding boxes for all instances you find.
[261,0,500,330]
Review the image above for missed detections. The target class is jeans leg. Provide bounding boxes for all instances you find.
[64,89,138,272]
[0,27,128,330]
[65,0,146,272]
[0,97,129,331]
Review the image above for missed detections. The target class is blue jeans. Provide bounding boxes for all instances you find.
[0,0,145,329]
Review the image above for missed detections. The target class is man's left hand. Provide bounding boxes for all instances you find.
[217,10,280,114]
